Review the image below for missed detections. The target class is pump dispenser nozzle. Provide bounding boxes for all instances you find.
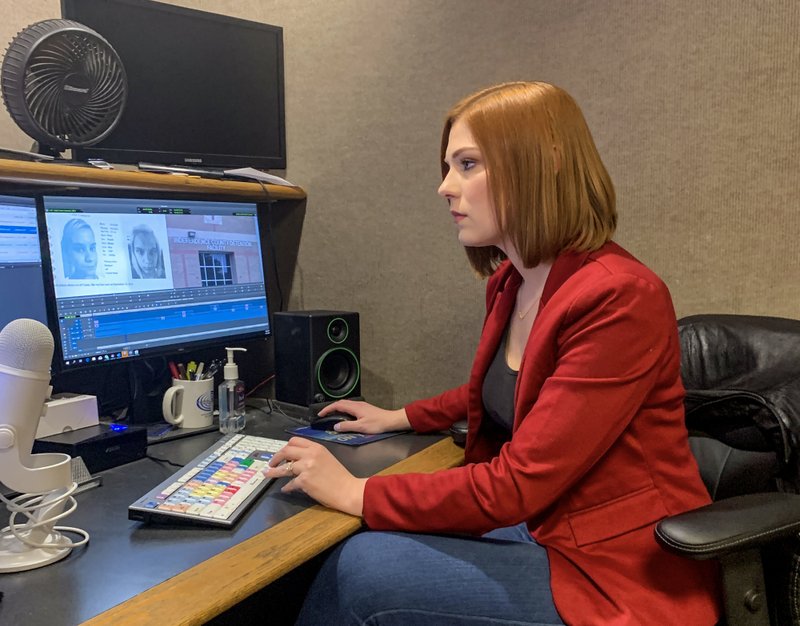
[223,347,247,381]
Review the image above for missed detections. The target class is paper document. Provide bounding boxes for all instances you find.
[223,167,295,186]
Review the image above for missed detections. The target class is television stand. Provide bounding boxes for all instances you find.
[138,162,226,178]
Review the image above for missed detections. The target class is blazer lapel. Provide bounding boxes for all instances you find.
[477,269,520,376]
[467,266,520,429]
[513,247,597,426]
[539,248,594,311]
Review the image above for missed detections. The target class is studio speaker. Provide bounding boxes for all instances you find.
[273,311,361,407]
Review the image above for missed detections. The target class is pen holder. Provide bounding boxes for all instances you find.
[162,378,214,429]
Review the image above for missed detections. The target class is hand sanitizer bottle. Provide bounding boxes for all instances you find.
[219,347,247,434]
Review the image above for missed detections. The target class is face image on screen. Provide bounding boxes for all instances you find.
[0,195,48,330]
[129,223,166,279]
[60,217,99,280]
[40,194,271,369]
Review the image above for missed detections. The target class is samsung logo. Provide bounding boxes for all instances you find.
[63,84,89,94]
[185,158,203,164]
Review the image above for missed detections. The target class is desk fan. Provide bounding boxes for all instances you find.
[0,319,88,572]
[1,19,127,158]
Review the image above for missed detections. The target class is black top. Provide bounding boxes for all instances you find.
[482,326,518,432]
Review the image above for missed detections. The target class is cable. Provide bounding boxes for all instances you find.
[246,373,275,398]
[295,259,305,309]
[245,397,274,416]
[255,178,272,202]
[269,399,309,426]
[0,483,89,549]
[145,454,184,468]
[256,179,284,312]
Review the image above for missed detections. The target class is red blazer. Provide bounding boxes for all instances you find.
[363,242,720,625]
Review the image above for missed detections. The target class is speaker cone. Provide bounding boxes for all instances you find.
[327,317,349,344]
[316,347,360,399]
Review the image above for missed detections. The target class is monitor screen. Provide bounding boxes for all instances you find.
[0,195,49,330]
[62,0,286,169]
[39,193,271,371]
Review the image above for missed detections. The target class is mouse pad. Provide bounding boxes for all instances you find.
[286,426,403,446]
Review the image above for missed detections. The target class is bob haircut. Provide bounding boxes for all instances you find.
[441,81,616,278]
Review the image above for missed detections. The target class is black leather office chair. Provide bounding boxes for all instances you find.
[656,314,800,626]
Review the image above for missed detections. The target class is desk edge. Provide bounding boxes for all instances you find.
[80,437,464,626]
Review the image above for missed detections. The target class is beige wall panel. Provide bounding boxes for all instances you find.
[0,1,55,150]
[1,1,797,408]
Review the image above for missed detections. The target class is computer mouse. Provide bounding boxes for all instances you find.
[310,412,355,430]
[449,419,468,448]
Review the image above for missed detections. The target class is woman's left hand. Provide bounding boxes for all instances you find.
[263,437,366,516]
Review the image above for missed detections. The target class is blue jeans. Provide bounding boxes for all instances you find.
[295,523,565,625]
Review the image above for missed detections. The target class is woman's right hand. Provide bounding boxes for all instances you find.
[317,399,411,434]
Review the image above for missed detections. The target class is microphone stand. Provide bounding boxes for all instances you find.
[0,455,89,573]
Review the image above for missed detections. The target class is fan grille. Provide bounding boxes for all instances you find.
[2,19,127,152]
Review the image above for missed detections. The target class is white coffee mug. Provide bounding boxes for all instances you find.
[162,377,214,429]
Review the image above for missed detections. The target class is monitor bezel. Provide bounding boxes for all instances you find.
[61,0,287,170]
[36,187,276,374]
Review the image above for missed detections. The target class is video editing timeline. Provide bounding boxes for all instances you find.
[0,195,48,329]
[40,195,271,368]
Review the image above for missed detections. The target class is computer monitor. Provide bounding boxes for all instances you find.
[38,192,272,373]
[0,195,49,330]
[62,0,286,170]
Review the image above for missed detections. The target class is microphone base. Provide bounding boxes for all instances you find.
[0,527,72,572]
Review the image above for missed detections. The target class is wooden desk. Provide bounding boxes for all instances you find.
[0,416,464,626]
[84,437,464,626]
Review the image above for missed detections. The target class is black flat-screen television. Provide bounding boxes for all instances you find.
[62,0,286,169]
[37,191,272,373]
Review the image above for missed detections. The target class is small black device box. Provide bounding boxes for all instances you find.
[33,423,147,473]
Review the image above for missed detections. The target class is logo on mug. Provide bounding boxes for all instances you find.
[196,391,214,413]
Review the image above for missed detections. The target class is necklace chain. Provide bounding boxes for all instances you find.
[515,267,551,321]
[517,296,540,320]
[516,280,544,320]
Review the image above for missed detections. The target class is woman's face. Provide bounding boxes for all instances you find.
[438,118,501,249]
[69,227,97,278]
[133,231,159,276]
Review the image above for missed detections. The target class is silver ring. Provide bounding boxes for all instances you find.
[285,460,294,475]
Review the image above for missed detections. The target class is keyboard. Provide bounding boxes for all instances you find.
[128,433,286,528]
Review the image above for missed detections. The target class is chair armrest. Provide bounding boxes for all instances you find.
[655,492,800,559]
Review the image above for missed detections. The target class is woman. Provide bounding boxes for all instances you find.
[129,224,166,279]
[61,218,98,279]
[265,81,721,625]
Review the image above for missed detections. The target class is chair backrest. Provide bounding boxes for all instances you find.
[678,314,800,497]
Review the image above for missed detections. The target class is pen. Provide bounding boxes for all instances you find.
[194,362,205,380]
[187,361,197,380]
[169,361,180,380]
[177,363,187,379]
[202,360,219,380]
